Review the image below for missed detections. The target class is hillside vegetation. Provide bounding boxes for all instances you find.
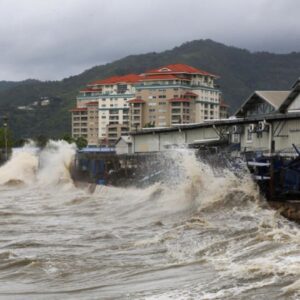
[1,39,300,139]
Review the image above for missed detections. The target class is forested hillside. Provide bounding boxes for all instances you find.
[1,39,300,139]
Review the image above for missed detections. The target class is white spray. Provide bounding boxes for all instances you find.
[0,140,76,187]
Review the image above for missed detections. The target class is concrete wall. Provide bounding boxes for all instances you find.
[239,119,300,153]
[116,140,132,155]
[132,116,300,155]
[133,126,219,153]
[288,94,300,112]
[186,127,219,144]
[274,119,300,151]
[134,134,160,153]
[159,131,186,149]
[240,125,269,152]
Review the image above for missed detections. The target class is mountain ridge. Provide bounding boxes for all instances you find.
[1,39,300,139]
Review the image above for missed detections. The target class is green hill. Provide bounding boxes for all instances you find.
[1,39,300,140]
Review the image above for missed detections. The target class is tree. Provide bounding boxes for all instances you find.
[35,135,48,148]
[0,127,13,162]
[61,133,75,144]
[14,138,27,147]
[0,127,13,148]
[75,136,87,149]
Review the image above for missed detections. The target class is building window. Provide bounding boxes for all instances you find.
[232,134,240,143]
[117,84,127,94]
[247,129,253,143]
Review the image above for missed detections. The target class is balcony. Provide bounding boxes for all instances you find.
[133,109,141,114]
[135,82,191,88]
[108,128,118,132]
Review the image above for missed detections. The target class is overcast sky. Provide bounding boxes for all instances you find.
[0,0,299,81]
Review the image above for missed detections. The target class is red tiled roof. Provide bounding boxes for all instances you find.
[145,63,217,77]
[140,74,185,81]
[80,87,102,92]
[127,99,145,103]
[70,107,87,112]
[168,98,191,103]
[86,101,98,106]
[184,91,198,97]
[90,74,141,85]
[220,99,229,107]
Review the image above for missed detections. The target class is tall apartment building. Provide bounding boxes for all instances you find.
[71,74,140,146]
[129,64,222,130]
[70,101,99,145]
[219,99,229,119]
[71,64,227,146]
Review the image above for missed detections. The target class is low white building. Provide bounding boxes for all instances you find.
[129,78,300,156]
[115,136,133,155]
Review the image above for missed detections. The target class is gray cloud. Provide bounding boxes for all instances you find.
[0,0,299,80]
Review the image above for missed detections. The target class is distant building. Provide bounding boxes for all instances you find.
[71,74,141,146]
[40,99,50,106]
[115,136,133,155]
[70,107,88,141]
[219,99,229,119]
[235,91,290,117]
[128,78,300,156]
[129,64,222,130]
[70,64,223,146]
[71,102,100,146]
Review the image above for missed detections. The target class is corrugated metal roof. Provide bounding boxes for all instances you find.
[131,113,300,135]
[255,91,290,108]
[234,90,290,116]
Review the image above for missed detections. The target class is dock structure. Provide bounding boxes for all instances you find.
[71,146,169,187]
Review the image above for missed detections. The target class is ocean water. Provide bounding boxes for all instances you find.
[0,141,300,299]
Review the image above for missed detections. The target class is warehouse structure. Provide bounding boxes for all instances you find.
[120,78,300,156]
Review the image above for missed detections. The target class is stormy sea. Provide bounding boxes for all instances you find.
[0,141,300,299]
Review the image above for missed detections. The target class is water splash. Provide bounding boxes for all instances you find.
[0,146,299,298]
[0,140,76,187]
